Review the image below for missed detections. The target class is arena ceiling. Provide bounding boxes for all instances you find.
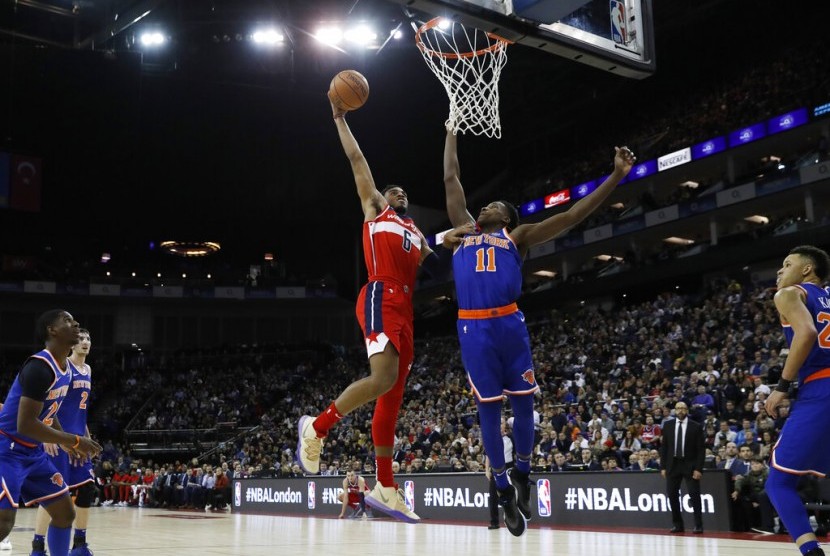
[0,0,820,295]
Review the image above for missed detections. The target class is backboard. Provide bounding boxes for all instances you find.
[388,0,655,78]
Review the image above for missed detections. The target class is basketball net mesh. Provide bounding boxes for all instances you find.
[416,19,510,138]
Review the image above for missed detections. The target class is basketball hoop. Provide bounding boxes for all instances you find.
[416,18,511,138]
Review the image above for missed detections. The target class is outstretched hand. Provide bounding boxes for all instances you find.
[442,222,476,249]
[328,90,347,120]
[613,146,636,175]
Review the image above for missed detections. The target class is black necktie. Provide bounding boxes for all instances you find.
[675,421,684,458]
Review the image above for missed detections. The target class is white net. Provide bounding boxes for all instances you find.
[416,18,510,139]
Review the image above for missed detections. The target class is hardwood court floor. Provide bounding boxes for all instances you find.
[3,507,801,555]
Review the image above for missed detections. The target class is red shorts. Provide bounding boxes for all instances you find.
[356,280,414,375]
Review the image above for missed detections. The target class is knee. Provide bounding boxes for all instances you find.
[74,483,96,508]
[371,369,399,396]
[49,504,76,528]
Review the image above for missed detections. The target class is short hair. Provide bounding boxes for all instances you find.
[790,245,830,281]
[78,328,90,337]
[381,185,404,196]
[35,309,67,345]
[498,200,520,231]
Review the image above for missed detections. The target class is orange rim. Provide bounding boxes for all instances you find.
[415,17,511,60]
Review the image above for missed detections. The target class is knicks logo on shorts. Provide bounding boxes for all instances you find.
[521,370,536,385]
[50,473,65,487]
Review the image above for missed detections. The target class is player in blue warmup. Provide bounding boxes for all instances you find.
[765,246,830,556]
[0,310,101,556]
[32,328,96,556]
[441,129,634,536]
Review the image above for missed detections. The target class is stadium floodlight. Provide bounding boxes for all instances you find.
[393,29,403,39]
[344,24,377,45]
[314,25,343,46]
[437,18,452,30]
[139,31,166,46]
[252,28,284,45]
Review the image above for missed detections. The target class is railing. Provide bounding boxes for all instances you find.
[126,423,252,455]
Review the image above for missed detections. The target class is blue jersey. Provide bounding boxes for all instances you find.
[0,350,72,449]
[452,228,523,310]
[781,283,830,385]
[56,361,91,436]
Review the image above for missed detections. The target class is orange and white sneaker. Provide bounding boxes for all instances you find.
[296,415,322,474]
[365,483,420,524]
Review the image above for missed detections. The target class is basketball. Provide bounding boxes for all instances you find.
[330,70,370,111]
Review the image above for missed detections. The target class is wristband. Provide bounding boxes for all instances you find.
[72,434,81,449]
[775,379,792,393]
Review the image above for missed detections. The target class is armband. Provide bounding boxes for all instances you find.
[775,379,792,393]
[420,251,444,278]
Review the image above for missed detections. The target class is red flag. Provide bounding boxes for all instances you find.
[10,154,42,212]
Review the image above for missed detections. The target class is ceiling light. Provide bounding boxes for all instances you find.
[611,202,625,209]
[680,180,699,188]
[100,252,111,263]
[264,253,274,261]
[160,241,221,257]
[594,254,623,261]
[533,270,556,278]
[663,237,695,245]
[252,28,284,44]
[437,18,452,30]
[139,31,165,46]
[393,29,403,39]
[744,215,769,224]
[344,25,377,45]
[314,26,343,45]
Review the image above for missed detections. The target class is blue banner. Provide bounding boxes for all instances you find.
[756,173,801,196]
[814,102,830,118]
[679,196,718,217]
[627,160,657,181]
[691,137,727,160]
[767,108,807,135]
[570,180,597,199]
[557,235,584,250]
[520,197,544,217]
[612,216,645,235]
[728,123,766,147]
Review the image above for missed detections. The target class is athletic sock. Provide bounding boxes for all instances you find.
[312,402,342,437]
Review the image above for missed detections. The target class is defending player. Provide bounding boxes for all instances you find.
[296,91,442,523]
[0,310,101,556]
[441,129,634,536]
[764,246,830,556]
[31,328,95,556]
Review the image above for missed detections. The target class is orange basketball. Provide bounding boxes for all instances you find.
[330,70,370,111]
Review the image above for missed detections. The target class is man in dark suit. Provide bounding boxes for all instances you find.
[660,402,705,533]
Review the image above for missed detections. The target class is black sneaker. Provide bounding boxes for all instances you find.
[509,467,532,521]
[497,485,527,537]
[804,548,825,556]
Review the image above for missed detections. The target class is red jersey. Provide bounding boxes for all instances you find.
[363,205,422,291]
[346,476,362,506]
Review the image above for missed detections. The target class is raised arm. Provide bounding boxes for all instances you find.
[444,129,475,228]
[511,147,636,253]
[330,93,386,220]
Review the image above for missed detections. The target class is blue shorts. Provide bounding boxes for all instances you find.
[771,378,830,476]
[0,442,69,509]
[457,311,538,402]
[50,449,95,489]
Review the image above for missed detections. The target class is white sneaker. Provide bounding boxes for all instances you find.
[364,483,420,524]
[0,537,11,550]
[296,415,322,474]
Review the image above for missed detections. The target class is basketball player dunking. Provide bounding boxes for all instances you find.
[764,246,830,556]
[297,92,442,524]
[441,128,634,536]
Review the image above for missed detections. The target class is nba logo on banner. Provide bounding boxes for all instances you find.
[537,479,551,517]
[307,481,316,510]
[404,481,415,512]
[234,482,241,507]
